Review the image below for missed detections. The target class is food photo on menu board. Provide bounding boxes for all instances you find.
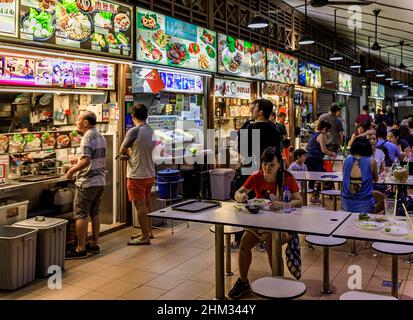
[18,0,133,57]
[338,72,352,94]
[266,49,298,84]
[218,34,266,80]
[35,58,75,88]
[299,62,321,88]
[0,0,18,37]
[24,132,42,152]
[41,132,56,150]
[0,134,9,154]
[0,56,36,86]
[136,7,217,72]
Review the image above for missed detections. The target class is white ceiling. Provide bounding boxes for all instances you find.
[282,0,413,77]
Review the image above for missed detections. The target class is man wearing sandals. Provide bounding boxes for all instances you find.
[120,104,156,245]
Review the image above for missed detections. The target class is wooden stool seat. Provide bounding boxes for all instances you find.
[251,276,306,300]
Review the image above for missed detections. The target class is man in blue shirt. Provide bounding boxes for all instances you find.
[376,124,402,164]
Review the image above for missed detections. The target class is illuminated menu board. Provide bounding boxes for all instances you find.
[299,61,322,88]
[266,49,297,84]
[0,0,18,38]
[0,54,115,90]
[338,72,352,94]
[218,34,266,80]
[371,81,385,99]
[136,7,217,73]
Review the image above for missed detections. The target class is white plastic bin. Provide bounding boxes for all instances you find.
[14,217,67,278]
[0,200,29,226]
[209,169,235,200]
[0,226,37,290]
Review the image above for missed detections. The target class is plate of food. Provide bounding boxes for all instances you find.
[39,0,58,13]
[105,33,119,47]
[76,0,92,13]
[198,53,210,70]
[200,30,215,46]
[139,12,160,30]
[166,43,189,66]
[21,8,55,41]
[115,32,129,48]
[248,198,271,207]
[356,221,384,231]
[56,133,70,148]
[69,130,81,147]
[205,45,216,59]
[57,2,92,42]
[114,12,130,31]
[381,226,409,237]
[94,11,112,29]
[8,134,25,154]
[92,33,107,48]
[41,132,56,150]
[221,47,243,74]
[188,43,200,56]
[0,135,8,154]
[24,133,42,152]
[152,30,171,49]
[138,36,163,63]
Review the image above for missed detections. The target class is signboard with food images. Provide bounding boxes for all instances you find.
[0,0,18,38]
[17,0,132,58]
[136,7,217,73]
[370,81,385,99]
[338,72,352,94]
[0,56,36,86]
[218,34,266,80]
[262,82,292,97]
[69,130,81,147]
[8,133,25,153]
[56,131,71,148]
[266,49,297,84]
[321,66,338,91]
[0,134,9,154]
[41,131,55,150]
[23,132,42,151]
[298,61,322,88]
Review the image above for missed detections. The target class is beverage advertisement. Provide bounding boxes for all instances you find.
[136,7,217,73]
[0,0,18,38]
[18,0,133,58]
[370,81,385,99]
[266,49,297,84]
[218,34,266,80]
[338,72,352,94]
[299,61,322,88]
[0,56,35,86]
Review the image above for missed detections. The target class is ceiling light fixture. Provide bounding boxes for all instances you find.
[248,15,268,29]
[364,36,375,73]
[329,10,343,61]
[298,0,314,45]
[376,72,385,78]
[371,9,382,51]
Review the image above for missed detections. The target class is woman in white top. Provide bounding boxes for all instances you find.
[367,131,385,175]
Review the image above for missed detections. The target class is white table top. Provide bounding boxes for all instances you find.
[149,201,351,236]
[323,155,344,161]
[290,170,413,186]
[332,213,413,246]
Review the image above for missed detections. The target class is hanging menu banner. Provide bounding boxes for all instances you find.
[217,34,266,80]
[0,0,18,38]
[338,72,352,94]
[321,66,338,91]
[299,61,322,88]
[9,0,133,58]
[266,49,297,84]
[136,7,217,73]
[0,54,115,89]
[214,79,251,99]
[371,81,385,99]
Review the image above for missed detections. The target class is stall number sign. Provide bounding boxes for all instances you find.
[214,80,251,99]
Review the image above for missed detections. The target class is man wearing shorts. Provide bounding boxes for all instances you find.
[65,111,107,259]
[120,104,155,245]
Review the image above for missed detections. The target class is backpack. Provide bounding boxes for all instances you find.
[376,141,392,167]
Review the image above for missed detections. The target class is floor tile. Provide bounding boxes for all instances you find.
[172,280,214,297]
[71,274,114,290]
[117,270,159,286]
[145,275,186,291]
[122,286,166,300]
[97,280,138,297]
[77,291,117,300]
[157,291,198,300]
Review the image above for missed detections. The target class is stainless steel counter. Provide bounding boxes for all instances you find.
[0,176,70,194]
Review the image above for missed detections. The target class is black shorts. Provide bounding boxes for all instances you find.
[74,186,105,219]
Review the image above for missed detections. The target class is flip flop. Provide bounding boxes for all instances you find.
[131,234,154,240]
[127,238,150,246]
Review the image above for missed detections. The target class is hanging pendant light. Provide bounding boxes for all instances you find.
[299,0,314,45]
[376,50,385,77]
[329,10,343,61]
[248,15,268,29]
[371,9,382,51]
[350,28,361,68]
[385,53,393,81]
[364,36,375,73]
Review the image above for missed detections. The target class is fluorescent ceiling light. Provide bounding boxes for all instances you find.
[364,67,375,73]
[376,72,385,78]
[350,62,362,69]
[329,52,343,61]
[298,35,314,45]
[324,79,333,84]
[248,16,268,28]
[392,80,400,84]
[0,88,105,95]
[385,76,393,81]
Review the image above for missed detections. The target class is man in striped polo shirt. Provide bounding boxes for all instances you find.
[65,111,107,260]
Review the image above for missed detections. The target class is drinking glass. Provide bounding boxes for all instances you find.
[384,199,396,217]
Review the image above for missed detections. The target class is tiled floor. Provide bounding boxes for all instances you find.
[2,210,413,301]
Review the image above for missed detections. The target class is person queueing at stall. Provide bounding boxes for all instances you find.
[228,147,303,299]
[65,111,107,259]
[119,104,156,246]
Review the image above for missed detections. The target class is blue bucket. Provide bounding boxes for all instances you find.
[157,170,183,199]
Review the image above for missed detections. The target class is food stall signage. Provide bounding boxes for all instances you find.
[214,79,251,99]
[0,0,18,38]
[299,61,322,88]
[136,7,217,73]
[218,34,266,80]
[370,81,385,99]
[338,72,352,94]
[321,67,338,91]
[263,82,291,97]
[266,49,297,84]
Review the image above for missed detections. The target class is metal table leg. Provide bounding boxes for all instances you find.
[225,234,233,276]
[272,231,284,277]
[403,254,413,264]
[348,240,357,256]
[215,224,225,300]
[301,181,308,206]
[392,255,399,298]
[322,247,332,294]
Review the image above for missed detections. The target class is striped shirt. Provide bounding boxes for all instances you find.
[76,128,107,188]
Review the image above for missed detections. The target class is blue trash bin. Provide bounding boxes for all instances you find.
[157,169,183,199]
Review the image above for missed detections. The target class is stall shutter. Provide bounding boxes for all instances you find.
[348,96,360,133]
[318,92,335,114]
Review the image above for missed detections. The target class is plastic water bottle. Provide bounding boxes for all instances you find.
[283,186,292,213]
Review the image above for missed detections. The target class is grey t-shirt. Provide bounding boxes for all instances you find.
[318,113,343,146]
[76,128,107,188]
[121,123,155,179]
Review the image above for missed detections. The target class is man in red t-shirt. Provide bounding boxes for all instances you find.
[355,105,373,127]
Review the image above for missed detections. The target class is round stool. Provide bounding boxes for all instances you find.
[372,242,413,298]
[339,290,398,300]
[210,225,243,276]
[320,190,341,211]
[306,235,347,294]
[251,276,307,300]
